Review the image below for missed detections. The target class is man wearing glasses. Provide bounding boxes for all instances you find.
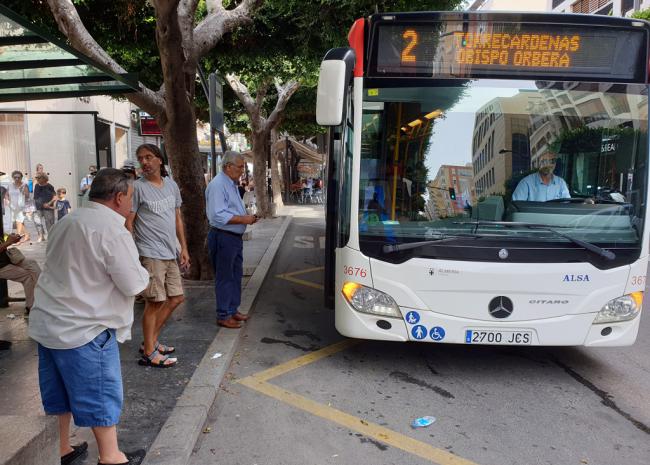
[512,151,571,202]
[205,151,257,329]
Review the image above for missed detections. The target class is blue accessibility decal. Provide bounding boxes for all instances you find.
[411,325,428,340]
[405,311,420,325]
[429,326,446,342]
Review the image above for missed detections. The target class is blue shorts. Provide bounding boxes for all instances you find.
[37,329,123,427]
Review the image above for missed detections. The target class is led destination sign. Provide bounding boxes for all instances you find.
[372,21,647,82]
[451,32,580,68]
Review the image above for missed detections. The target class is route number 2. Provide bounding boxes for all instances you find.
[343,266,367,278]
[631,275,646,286]
[401,29,418,63]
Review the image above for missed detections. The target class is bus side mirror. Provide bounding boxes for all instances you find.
[316,48,356,126]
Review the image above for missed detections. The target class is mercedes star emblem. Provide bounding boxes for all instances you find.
[488,296,514,319]
[498,248,509,260]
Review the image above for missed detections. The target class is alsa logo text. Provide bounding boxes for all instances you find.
[563,274,590,282]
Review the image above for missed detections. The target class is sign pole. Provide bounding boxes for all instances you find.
[209,72,227,178]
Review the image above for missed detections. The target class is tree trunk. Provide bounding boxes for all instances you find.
[161,111,211,280]
[45,0,261,282]
[251,130,271,217]
[270,129,284,210]
[271,150,284,210]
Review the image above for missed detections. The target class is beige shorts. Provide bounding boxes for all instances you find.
[140,257,184,302]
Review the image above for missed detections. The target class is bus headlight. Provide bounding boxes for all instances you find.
[341,282,401,318]
[593,292,643,324]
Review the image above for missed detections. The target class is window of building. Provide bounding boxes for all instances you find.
[0,114,27,175]
[572,0,611,14]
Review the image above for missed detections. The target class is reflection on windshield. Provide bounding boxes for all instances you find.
[359,81,648,248]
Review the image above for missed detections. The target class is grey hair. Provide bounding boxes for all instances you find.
[221,150,244,169]
[88,168,131,201]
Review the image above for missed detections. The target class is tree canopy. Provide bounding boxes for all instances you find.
[7,0,464,135]
[208,0,465,134]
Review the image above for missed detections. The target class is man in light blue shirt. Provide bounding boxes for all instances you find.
[206,151,257,328]
[512,152,571,202]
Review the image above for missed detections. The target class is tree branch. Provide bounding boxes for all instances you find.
[255,79,272,112]
[226,73,259,118]
[264,80,300,131]
[45,0,164,116]
[206,0,222,15]
[152,0,196,122]
[193,0,261,59]
[178,0,199,72]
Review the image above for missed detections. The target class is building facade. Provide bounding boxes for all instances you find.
[428,164,475,218]
[471,91,542,197]
[0,96,133,209]
[472,0,650,15]
[469,0,548,11]
[550,0,649,15]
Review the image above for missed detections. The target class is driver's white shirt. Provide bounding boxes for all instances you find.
[512,172,570,202]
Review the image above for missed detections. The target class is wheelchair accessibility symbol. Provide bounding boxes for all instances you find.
[429,327,446,341]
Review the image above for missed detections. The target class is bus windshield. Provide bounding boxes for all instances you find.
[359,80,648,260]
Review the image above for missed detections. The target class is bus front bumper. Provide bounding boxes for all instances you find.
[335,298,641,347]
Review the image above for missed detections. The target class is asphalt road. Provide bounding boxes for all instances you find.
[190,206,650,465]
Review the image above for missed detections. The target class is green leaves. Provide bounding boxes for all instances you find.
[212,0,463,132]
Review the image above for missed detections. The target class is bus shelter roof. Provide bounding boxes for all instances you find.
[0,5,139,102]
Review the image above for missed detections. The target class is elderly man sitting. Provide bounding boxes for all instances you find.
[0,233,41,316]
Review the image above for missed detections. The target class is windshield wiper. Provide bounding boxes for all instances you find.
[382,233,482,254]
[454,220,616,261]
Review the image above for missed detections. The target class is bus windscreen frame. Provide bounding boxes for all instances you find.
[367,15,649,83]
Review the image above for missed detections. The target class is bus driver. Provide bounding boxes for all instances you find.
[512,151,571,202]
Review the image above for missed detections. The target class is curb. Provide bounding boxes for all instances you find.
[142,215,293,465]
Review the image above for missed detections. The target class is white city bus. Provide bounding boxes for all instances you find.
[317,11,650,346]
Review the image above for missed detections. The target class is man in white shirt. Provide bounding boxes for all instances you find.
[29,168,150,465]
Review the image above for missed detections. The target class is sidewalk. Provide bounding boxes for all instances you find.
[0,213,292,465]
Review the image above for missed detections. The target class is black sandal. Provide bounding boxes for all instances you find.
[61,441,88,465]
[97,449,146,465]
[139,341,175,355]
[138,349,177,368]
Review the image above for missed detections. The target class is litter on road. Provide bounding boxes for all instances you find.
[411,416,437,428]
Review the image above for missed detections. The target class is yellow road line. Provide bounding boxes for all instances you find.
[276,266,325,290]
[246,339,358,382]
[237,340,482,465]
[281,266,324,277]
[276,275,324,290]
[238,377,480,465]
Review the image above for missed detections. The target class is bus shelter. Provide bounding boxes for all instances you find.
[0,4,139,306]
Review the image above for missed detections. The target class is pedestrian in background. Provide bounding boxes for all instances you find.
[28,168,149,465]
[121,160,138,181]
[126,144,188,368]
[79,164,97,197]
[8,170,30,242]
[205,151,256,329]
[1,177,10,234]
[33,173,56,242]
[53,188,72,222]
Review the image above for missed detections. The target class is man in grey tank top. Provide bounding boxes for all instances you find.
[126,144,189,368]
